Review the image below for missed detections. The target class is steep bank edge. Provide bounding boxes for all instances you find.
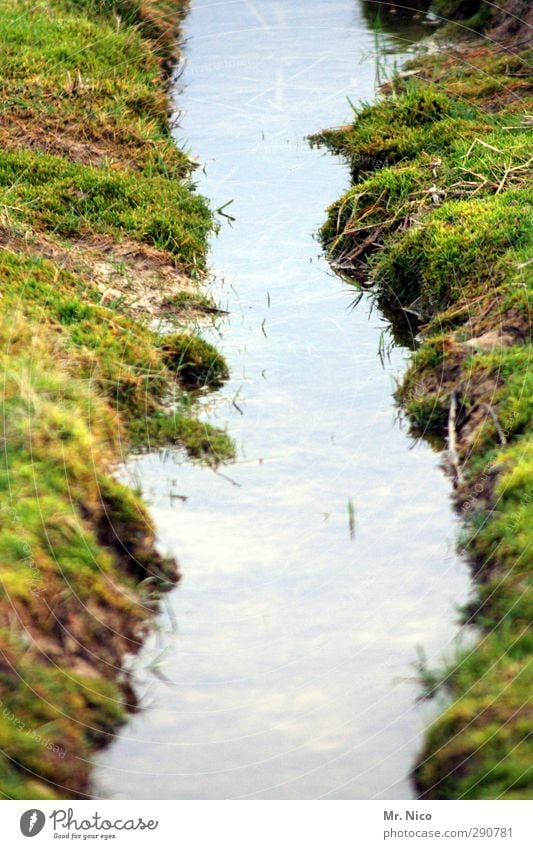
[313,5,532,799]
[0,0,233,798]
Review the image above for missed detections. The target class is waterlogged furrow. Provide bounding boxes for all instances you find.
[94,0,471,801]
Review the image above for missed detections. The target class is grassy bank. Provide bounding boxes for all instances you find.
[315,11,532,798]
[0,0,232,798]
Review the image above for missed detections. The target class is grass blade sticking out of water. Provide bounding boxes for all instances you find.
[372,12,387,91]
[348,498,356,541]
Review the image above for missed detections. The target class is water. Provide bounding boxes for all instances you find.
[94,0,469,800]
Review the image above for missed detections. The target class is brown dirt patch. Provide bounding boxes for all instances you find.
[0,227,221,321]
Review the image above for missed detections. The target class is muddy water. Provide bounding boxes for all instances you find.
[94,0,469,799]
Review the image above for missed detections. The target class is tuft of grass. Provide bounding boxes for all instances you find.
[161,333,230,389]
[0,149,212,272]
[161,290,216,313]
[312,87,487,179]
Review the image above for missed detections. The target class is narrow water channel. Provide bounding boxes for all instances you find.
[94,0,470,800]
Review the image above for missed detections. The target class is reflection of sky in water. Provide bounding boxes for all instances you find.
[94,0,470,799]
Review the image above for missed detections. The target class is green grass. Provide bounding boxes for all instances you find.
[0,313,179,797]
[0,645,126,799]
[0,0,233,798]
[0,149,211,271]
[317,39,533,799]
[0,0,190,177]
[0,248,233,454]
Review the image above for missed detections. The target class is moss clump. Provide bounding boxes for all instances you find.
[375,192,531,310]
[317,36,533,799]
[161,333,230,388]
[415,625,533,799]
[0,640,126,799]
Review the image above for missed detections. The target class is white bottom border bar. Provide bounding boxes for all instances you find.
[3,799,532,848]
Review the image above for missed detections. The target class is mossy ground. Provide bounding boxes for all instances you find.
[316,32,532,799]
[0,0,232,798]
